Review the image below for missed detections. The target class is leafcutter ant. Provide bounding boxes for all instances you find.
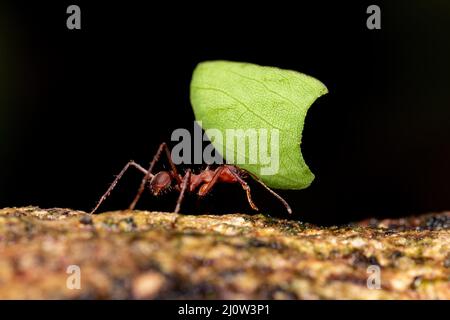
[91,143,292,214]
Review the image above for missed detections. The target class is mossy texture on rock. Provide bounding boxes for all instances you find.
[0,207,449,299]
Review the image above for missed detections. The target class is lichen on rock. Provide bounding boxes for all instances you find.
[0,206,448,299]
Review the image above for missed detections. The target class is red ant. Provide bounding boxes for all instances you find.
[91,142,292,214]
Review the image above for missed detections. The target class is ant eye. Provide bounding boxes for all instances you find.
[149,171,172,196]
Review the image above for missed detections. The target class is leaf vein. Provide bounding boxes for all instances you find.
[192,85,282,130]
[227,70,302,111]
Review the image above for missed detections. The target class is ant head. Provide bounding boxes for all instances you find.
[149,171,172,196]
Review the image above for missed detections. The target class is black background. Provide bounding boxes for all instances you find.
[0,1,449,225]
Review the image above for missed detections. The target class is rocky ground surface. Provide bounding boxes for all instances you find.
[0,206,449,299]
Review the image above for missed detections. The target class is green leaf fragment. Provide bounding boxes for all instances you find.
[190,60,328,190]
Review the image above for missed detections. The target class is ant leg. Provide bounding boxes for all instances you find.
[198,165,259,211]
[227,169,259,212]
[174,169,191,213]
[195,166,261,212]
[90,161,151,214]
[129,142,181,210]
[196,166,225,196]
[160,143,182,184]
[244,171,292,214]
[198,166,258,212]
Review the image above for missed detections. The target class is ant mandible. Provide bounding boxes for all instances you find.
[91,142,292,214]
